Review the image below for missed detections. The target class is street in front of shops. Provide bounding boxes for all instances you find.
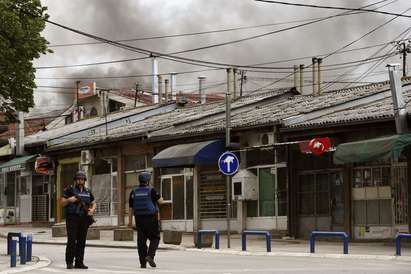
[0,226,410,273]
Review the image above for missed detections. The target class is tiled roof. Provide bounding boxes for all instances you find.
[46,88,292,150]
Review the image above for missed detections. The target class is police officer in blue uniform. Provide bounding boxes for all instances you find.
[128,171,164,268]
[61,170,96,269]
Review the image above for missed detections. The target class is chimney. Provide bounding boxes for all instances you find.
[299,64,304,94]
[312,57,318,95]
[151,56,159,104]
[170,73,177,101]
[317,58,323,95]
[164,79,169,103]
[387,64,409,134]
[15,111,24,156]
[157,75,163,105]
[293,65,299,90]
[198,76,206,104]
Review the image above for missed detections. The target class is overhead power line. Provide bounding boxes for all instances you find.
[27,0,389,70]
[255,0,411,19]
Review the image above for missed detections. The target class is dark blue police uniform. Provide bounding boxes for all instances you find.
[129,185,160,267]
[63,185,95,267]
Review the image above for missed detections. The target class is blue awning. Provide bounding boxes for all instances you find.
[153,140,225,168]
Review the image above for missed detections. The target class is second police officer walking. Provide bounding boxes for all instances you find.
[61,170,96,270]
[129,171,164,268]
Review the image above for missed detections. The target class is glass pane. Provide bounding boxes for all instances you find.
[259,168,275,216]
[172,176,184,219]
[277,191,287,216]
[372,168,381,187]
[316,174,329,192]
[363,168,372,187]
[6,172,15,207]
[381,167,390,186]
[353,169,363,188]
[316,191,329,214]
[354,200,366,224]
[161,178,172,201]
[300,174,315,192]
[366,200,380,225]
[186,176,193,219]
[125,155,146,171]
[331,173,344,225]
[246,200,258,217]
[277,168,287,191]
[299,193,314,215]
[379,199,392,225]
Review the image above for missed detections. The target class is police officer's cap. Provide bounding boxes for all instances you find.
[74,170,87,181]
[138,171,151,184]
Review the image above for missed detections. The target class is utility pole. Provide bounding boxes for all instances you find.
[226,68,233,248]
[397,41,411,77]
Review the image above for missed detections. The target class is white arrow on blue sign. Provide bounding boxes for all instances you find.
[218,151,239,176]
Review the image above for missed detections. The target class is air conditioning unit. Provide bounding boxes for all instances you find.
[80,150,93,165]
[232,169,258,200]
[247,132,275,146]
[4,208,16,225]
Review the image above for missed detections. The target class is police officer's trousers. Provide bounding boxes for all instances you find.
[65,214,90,265]
[135,215,160,266]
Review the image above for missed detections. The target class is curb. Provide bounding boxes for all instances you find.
[0,256,51,274]
[186,248,411,262]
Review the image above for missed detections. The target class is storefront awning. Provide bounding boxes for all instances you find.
[333,134,411,165]
[0,155,37,173]
[153,140,225,167]
[0,144,12,157]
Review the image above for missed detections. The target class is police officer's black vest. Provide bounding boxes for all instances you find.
[133,186,157,216]
[66,186,92,215]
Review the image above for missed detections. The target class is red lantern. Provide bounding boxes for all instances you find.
[308,137,331,156]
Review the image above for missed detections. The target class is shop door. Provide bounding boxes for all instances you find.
[330,172,345,231]
[19,176,32,223]
[298,171,344,238]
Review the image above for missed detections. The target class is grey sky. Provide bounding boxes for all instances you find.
[34,0,410,109]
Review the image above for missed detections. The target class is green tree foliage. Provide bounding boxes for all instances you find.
[0,0,50,121]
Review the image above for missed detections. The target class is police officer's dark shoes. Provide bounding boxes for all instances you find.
[66,263,74,269]
[145,256,156,267]
[140,264,147,268]
[74,264,89,269]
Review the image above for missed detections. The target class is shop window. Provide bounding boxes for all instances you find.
[125,155,147,171]
[172,176,185,219]
[161,178,172,201]
[161,174,192,220]
[352,166,394,225]
[6,172,15,207]
[246,167,288,217]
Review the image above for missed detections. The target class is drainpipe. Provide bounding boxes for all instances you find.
[198,76,206,104]
[293,65,299,90]
[170,73,177,101]
[151,56,159,104]
[312,57,318,95]
[387,64,409,134]
[299,64,304,94]
[164,79,169,103]
[157,75,163,105]
[317,58,322,95]
[15,112,24,156]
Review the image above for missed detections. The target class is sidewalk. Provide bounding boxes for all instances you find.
[0,225,410,272]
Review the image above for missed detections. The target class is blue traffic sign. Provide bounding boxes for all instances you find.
[218,151,239,176]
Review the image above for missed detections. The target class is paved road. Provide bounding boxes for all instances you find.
[6,243,410,274]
